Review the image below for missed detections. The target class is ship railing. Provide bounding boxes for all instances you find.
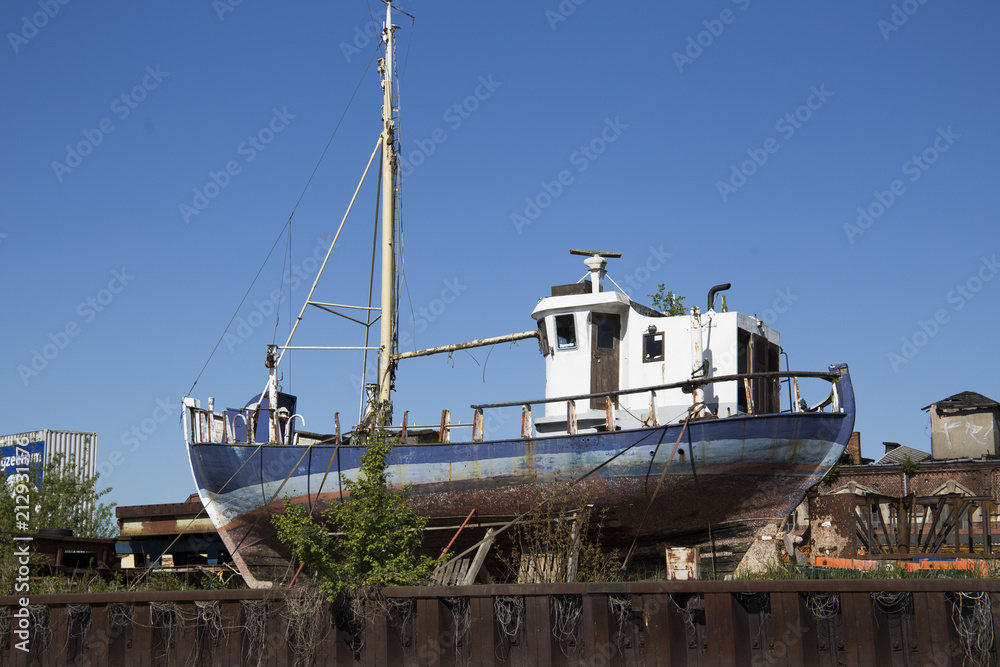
[186,404,304,446]
[375,410,474,444]
[469,370,844,441]
[186,369,842,445]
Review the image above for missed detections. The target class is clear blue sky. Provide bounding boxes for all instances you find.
[2,1,998,509]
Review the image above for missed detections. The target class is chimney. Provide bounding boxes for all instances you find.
[883,442,901,455]
[845,432,862,465]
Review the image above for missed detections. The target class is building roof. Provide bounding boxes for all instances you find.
[921,391,1000,412]
[876,445,931,466]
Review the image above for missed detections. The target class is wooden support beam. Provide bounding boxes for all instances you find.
[392,330,539,361]
[439,410,450,443]
[472,408,483,442]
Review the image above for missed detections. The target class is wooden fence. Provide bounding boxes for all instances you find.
[1,579,998,666]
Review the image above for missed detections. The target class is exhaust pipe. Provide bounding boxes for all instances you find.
[707,283,731,311]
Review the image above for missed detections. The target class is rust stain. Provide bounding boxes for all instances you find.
[119,518,217,537]
[523,439,537,477]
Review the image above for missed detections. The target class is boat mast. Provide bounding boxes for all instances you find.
[377,1,397,418]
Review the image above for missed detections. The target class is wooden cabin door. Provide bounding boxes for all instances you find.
[590,313,620,408]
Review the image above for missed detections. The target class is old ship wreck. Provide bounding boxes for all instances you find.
[182,1,855,587]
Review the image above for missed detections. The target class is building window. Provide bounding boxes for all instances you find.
[555,314,577,350]
[643,333,664,362]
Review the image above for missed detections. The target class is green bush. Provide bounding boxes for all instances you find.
[273,417,436,600]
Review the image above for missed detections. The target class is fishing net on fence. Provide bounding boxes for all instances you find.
[241,599,268,667]
[283,588,326,667]
[608,594,641,649]
[551,594,582,656]
[494,595,524,661]
[65,604,91,653]
[28,605,51,653]
[0,607,10,649]
[870,591,911,615]
[805,593,840,620]
[109,602,134,637]
[385,597,416,649]
[950,591,994,667]
[669,593,703,642]
[445,597,471,650]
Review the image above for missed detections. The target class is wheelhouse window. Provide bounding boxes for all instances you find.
[555,314,577,350]
[643,332,664,362]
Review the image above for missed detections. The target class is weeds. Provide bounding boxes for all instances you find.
[501,499,620,583]
[272,412,437,601]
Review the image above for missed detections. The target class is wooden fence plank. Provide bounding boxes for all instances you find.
[133,604,151,667]
[841,592,877,667]
[90,604,109,667]
[6,580,1000,666]
[267,599,285,667]
[366,599,389,667]
[39,605,64,667]
[469,596,494,667]
[415,597,444,667]
[769,592,800,667]
[643,592,682,666]
[175,602,197,667]
[525,594,552,667]
[220,601,241,667]
[705,592,737,667]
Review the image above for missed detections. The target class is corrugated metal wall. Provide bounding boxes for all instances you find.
[1,580,997,666]
[42,429,97,480]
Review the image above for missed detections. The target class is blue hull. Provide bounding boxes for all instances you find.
[187,368,855,586]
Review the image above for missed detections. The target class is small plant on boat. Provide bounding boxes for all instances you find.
[273,407,437,601]
[648,285,687,316]
[822,464,840,484]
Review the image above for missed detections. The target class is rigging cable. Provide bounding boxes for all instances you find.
[358,158,383,423]
[272,225,291,345]
[444,428,664,565]
[621,408,696,571]
[128,440,268,591]
[183,44,380,399]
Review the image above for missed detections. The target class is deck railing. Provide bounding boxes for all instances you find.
[186,370,844,446]
[469,370,843,441]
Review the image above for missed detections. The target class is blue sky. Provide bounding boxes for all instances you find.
[2,1,997,509]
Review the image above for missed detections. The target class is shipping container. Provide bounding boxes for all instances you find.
[0,429,97,483]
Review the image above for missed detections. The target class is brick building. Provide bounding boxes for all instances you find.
[792,393,1000,528]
